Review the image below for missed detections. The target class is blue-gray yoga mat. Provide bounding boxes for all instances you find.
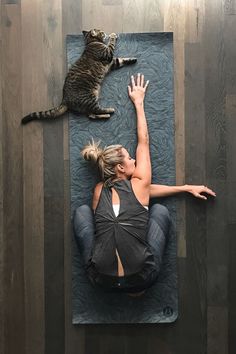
[68,32,178,324]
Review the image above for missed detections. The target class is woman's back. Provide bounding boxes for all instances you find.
[89,179,154,278]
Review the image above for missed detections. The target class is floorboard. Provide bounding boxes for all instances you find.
[21,1,45,353]
[185,42,207,353]
[164,0,186,258]
[44,197,65,354]
[2,4,25,354]
[204,2,228,353]
[228,224,236,354]
[0,5,4,353]
[0,1,235,353]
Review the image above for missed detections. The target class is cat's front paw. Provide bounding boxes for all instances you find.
[109,33,118,39]
[105,107,115,114]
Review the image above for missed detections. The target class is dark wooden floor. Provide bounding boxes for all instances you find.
[1,0,235,353]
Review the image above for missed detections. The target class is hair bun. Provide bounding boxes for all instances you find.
[81,140,103,163]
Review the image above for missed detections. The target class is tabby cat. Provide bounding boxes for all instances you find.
[21,29,137,124]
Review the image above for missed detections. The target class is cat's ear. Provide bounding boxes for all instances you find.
[82,30,88,37]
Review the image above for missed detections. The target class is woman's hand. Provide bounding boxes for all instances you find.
[186,184,216,200]
[128,73,149,106]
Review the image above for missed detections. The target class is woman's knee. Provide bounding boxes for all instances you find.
[149,203,171,234]
[74,204,92,220]
[73,205,94,231]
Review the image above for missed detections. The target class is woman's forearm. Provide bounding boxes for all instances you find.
[150,184,216,199]
[149,184,189,198]
[135,102,149,145]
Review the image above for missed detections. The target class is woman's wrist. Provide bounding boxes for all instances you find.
[134,101,144,109]
[181,184,193,193]
[178,184,189,192]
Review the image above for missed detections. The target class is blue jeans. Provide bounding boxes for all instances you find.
[73,203,170,277]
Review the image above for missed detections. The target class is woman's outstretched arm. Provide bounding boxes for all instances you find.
[149,184,216,200]
[128,73,151,186]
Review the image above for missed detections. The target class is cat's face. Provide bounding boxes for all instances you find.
[82,29,106,43]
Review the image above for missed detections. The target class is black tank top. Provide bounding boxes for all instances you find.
[86,179,156,291]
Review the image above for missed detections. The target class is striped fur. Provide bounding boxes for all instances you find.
[21,29,137,125]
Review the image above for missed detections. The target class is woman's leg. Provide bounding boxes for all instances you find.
[147,203,171,274]
[73,205,95,264]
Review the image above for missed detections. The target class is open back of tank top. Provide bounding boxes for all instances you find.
[91,179,153,277]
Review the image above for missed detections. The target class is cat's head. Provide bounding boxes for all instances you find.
[82,29,106,43]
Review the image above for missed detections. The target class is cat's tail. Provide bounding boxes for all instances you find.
[21,104,68,125]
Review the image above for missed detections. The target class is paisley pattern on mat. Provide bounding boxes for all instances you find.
[68,32,178,324]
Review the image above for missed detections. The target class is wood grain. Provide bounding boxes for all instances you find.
[228,224,236,354]
[62,0,82,163]
[147,329,173,354]
[204,1,228,353]
[185,0,205,43]
[204,0,227,261]
[184,42,206,338]
[1,4,25,354]
[0,0,235,353]
[5,0,19,4]
[44,197,65,354]
[164,0,185,41]
[42,0,64,197]
[207,306,228,354]
[85,327,102,354]
[225,16,236,94]
[225,13,236,353]
[185,43,207,352]
[21,1,45,353]
[124,327,148,354]
[102,0,122,5]
[226,95,236,223]
[82,0,123,33]
[0,5,4,354]
[62,1,86,353]
[123,0,164,32]
[224,0,236,14]
[41,2,65,353]
[64,162,86,354]
[164,0,186,258]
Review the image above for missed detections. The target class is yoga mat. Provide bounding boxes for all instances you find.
[68,32,178,324]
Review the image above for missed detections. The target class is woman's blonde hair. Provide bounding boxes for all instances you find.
[81,140,124,183]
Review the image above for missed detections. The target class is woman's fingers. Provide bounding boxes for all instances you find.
[197,193,207,200]
[137,73,141,86]
[130,74,149,92]
[191,185,216,200]
[131,75,135,88]
[144,79,149,90]
[140,74,144,87]
[205,186,216,197]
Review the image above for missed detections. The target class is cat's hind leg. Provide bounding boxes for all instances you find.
[111,57,137,70]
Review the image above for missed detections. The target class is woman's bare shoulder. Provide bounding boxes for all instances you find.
[92,182,103,210]
[94,182,103,193]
